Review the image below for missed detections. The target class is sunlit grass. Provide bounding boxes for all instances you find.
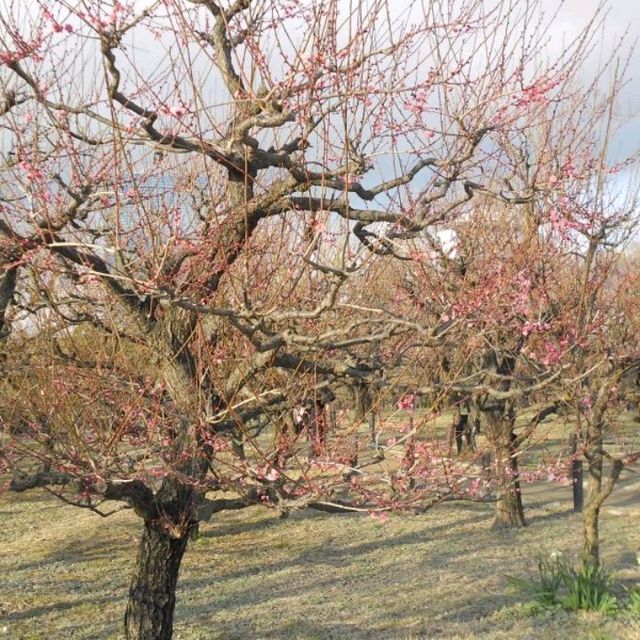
[2,464,640,639]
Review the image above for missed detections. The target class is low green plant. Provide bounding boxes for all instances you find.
[510,555,618,614]
[561,562,618,614]
[507,555,565,607]
[626,585,640,615]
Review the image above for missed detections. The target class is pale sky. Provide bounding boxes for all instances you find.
[543,0,640,162]
[1,0,637,170]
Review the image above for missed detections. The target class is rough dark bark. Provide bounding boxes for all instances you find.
[492,435,526,528]
[569,433,584,512]
[474,346,527,529]
[493,469,526,528]
[125,521,190,640]
[484,407,526,529]
[346,381,372,468]
[0,267,17,355]
[354,382,371,426]
[119,460,203,639]
[448,405,461,454]
[369,410,378,450]
[450,408,473,455]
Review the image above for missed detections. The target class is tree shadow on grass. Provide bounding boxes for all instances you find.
[14,533,138,571]
[6,600,81,622]
[617,550,640,569]
[176,494,640,638]
[175,506,509,639]
[525,505,575,525]
[201,511,281,539]
[175,567,519,640]
[181,526,444,591]
[605,492,640,510]
[202,502,492,543]
[199,619,421,640]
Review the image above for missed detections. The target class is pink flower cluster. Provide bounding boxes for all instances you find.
[515,271,533,314]
[397,394,416,412]
[42,8,74,33]
[18,160,44,182]
[521,320,550,337]
[404,89,428,115]
[549,208,583,238]
[513,78,557,108]
[0,33,44,65]
[540,340,563,367]
[160,104,188,120]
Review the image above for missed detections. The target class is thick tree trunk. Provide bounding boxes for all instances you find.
[125,522,190,640]
[492,435,526,529]
[451,409,472,455]
[448,405,461,454]
[583,461,623,564]
[493,482,526,528]
[369,411,378,450]
[0,267,17,373]
[485,408,526,529]
[583,455,625,565]
[354,383,371,430]
[347,382,373,467]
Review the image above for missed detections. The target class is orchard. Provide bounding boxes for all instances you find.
[0,1,638,638]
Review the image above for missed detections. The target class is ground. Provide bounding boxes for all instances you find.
[1,467,640,640]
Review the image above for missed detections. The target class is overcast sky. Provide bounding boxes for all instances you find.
[543,0,639,163]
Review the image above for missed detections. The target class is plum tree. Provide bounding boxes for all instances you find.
[0,0,635,637]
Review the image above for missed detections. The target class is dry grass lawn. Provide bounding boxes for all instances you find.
[2,467,640,640]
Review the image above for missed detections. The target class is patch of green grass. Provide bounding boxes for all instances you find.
[510,555,619,615]
[562,562,618,614]
[507,555,566,607]
[626,585,640,615]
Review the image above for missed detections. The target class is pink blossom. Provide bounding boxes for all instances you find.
[468,477,483,496]
[404,90,428,115]
[18,160,44,182]
[397,394,416,412]
[540,341,562,366]
[264,468,280,482]
[522,320,550,337]
[581,395,593,409]
[513,78,557,108]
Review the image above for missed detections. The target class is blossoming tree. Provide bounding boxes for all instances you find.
[0,0,633,637]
